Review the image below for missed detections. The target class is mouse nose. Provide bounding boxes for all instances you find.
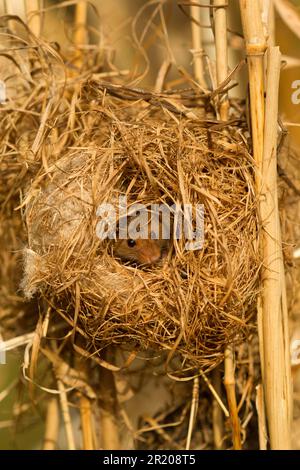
[146,254,161,264]
[140,246,162,265]
[142,254,161,264]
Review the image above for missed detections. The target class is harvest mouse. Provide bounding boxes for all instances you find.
[113,213,170,266]
[113,237,169,266]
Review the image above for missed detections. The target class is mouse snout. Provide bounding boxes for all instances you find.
[138,241,162,265]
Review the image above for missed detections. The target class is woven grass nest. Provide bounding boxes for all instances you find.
[19,76,260,372]
[0,17,260,372]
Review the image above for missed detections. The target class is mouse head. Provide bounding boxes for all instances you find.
[112,209,171,265]
[113,237,165,265]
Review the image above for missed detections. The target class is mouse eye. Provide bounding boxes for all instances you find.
[127,239,136,248]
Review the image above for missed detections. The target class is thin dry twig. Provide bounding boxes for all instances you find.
[200,370,229,417]
[186,376,199,449]
[224,346,242,449]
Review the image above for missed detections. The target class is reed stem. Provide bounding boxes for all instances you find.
[190,3,207,89]
[240,0,292,448]
[239,0,266,192]
[212,368,224,449]
[80,395,94,450]
[260,46,292,449]
[43,398,59,450]
[25,0,41,37]
[224,346,242,449]
[74,1,88,46]
[214,0,229,120]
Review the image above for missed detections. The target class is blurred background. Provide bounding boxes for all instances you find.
[1,0,300,449]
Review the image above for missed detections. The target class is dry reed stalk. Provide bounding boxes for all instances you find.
[200,370,229,418]
[28,317,43,400]
[268,1,275,45]
[56,374,76,450]
[186,376,199,450]
[239,0,267,448]
[260,46,292,449]
[190,3,207,89]
[2,332,35,351]
[213,0,229,120]
[240,1,292,447]
[142,415,179,448]
[73,1,88,72]
[256,295,265,386]
[213,0,241,449]
[75,355,95,450]
[99,368,120,450]
[255,384,267,450]
[224,345,241,449]
[74,1,88,47]
[25,0,41,37]
[43,398,59,450]
[5,0,25,31]
[100,410,120,450]
[5,0,25,16]
[260,0,275,46]
[80,395,94,450]
[28,308,51,400]
[154,59,171,93]
[239,0,266,192]
[212,368,224,449]
[93,70,130,79]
